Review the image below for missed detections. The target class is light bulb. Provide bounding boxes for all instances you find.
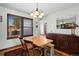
[40,13,44,16]
[34,11,40,16]
[30,13,34,16]
[38,15,43,18]
[33,15,37,18]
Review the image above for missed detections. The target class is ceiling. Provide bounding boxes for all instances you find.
[0,3,79,16]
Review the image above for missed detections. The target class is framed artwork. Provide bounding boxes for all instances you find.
[56,16,77,29]
[0,16,2,22]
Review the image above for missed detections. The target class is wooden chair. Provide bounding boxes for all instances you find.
[24,40,43,56]
[18,36,28,56]
[19,36,43,56]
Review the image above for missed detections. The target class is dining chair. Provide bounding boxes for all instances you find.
[19,35,43,56]
[24,40,43,56]
[18,35,28,56]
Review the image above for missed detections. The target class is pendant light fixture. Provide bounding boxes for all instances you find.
[30,3,44,19]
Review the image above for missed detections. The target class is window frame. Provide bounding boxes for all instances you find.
[22,17,33,37]
[7,14,33,39]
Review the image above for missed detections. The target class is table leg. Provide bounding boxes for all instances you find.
[42,46,47,56]
[42,48,44,56]
[47,43,54,56]
[50,46,55,56]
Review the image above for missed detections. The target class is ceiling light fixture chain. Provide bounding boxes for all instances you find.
[36,3,38,10]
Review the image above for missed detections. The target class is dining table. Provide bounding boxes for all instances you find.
[24,36,54,56]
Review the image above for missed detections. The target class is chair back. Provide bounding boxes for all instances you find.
[19,36,25,48]
[19,36,29,55]
[24,40,34,55]
[24,40,33,49]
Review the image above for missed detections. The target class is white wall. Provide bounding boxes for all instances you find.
[33,19,40,35]
[40,5,79,35]
[0,6,31,50]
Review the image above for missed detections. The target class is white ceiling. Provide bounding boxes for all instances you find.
[0,3,79,16]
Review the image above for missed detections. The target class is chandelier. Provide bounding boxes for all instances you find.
[30,3,44,19]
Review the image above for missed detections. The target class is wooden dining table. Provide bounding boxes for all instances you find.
[24,36,54,56]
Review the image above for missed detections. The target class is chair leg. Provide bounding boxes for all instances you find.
[21,50,28,56]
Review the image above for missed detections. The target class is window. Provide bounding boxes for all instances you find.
[7,14,33,39]
[23,18,33,36]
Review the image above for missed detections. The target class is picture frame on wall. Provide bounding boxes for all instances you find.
[56,16,76,29]
[0,16,2,22]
